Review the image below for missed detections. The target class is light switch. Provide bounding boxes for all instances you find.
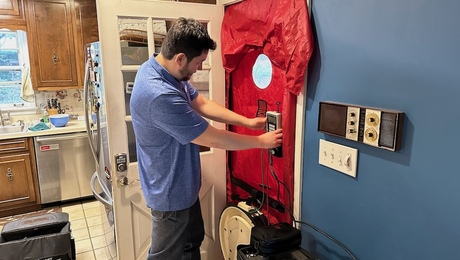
[319,139,358,178]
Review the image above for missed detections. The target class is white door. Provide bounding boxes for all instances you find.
[96,1,225,259]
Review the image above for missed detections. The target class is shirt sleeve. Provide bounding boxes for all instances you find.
[149,91,208,145]
[185,81,199,101]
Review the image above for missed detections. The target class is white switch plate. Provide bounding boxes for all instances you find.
[319,139,358,178]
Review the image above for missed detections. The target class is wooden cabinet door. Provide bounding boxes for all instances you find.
[73,0,98,88]
[27,0,78,89]
[0,0,20,16]
[0,153,37,207]
[0,0,25,26]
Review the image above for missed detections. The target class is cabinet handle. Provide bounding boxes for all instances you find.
[52,52,59,64]
[6,168,13,181]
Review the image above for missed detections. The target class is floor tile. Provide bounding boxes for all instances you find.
[61,203,83,213]
[86,215,103,227]
[76,250,96,260]
[76,238,93,254]
[68,210,86,221]
[88,224,105,237]
[84,207,102,218]
[72,218,88,230]
[93,247,111,260]
[72,227,90,241]
[108,242,117,258]
[91,235,107,250]
[105,231,116,245]
[82,201,100,210]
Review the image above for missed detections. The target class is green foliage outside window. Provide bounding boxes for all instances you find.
[0,30,28,105]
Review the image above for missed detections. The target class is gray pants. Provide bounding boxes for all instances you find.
[148,199,204,260]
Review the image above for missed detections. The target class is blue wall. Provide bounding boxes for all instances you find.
[301,0,460,259]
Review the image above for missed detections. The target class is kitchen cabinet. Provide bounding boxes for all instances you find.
[0,0,24,20]
[0,0,26,29]
[0,138,41,218]
[26,0,98,91]
[73,0,99,90]
[26,0,78,90]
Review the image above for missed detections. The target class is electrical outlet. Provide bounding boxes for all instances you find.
[319,139,358,178]
[363,109,381,147]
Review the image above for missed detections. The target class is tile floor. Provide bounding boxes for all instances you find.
[0,199,116,260]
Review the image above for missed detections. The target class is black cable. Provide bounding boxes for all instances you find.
[265,149,357,259]
[269,153,281,202]
[294,219,357,260]
[265,152,357,259]
[250,149,266,214]
[277,202,358,260]
[268,153,293,214]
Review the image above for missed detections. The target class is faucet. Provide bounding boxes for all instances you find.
[0,109,11,126]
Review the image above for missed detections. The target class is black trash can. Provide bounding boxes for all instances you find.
[0,212,75,260]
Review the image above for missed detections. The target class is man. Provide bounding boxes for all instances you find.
[130,17,283,260]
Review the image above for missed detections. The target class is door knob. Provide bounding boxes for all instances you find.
[118,175,128,186]
[117,175,139,187]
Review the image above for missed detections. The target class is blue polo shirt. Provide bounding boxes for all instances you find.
[130,55,208,211]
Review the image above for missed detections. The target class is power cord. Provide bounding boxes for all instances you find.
[276,202,357,260]
[295,219,357,260]
[249,149,266,214]
[268,153,292,212]
[251,141,357,259]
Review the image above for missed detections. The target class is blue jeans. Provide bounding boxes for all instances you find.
[148,199,204,260]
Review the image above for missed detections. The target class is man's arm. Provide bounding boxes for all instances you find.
[191,93,266,130]
[191,124,282,151]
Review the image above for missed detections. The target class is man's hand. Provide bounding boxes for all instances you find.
[247,117,267,130]
[259,128,283,149]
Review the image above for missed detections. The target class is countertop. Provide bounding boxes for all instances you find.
[0,120,87,140]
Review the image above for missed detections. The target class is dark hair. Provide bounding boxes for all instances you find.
[161,17,216,61]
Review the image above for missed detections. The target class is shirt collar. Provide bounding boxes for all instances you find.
[148,56,184,91]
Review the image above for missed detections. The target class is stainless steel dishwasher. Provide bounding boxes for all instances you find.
[34,132,96,204]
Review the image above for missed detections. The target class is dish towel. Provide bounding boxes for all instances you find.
[28,122,50,131]
[20,65,34,102]
[18,30,34,103]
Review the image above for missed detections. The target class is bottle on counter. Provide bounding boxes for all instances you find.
[42,108,49,123]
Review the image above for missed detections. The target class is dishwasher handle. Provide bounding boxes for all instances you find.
[35,132,88,142]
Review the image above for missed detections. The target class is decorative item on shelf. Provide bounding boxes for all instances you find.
[56,90,67,99]
[73,90,82,101]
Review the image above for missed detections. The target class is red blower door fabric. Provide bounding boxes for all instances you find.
[221,0,313,223]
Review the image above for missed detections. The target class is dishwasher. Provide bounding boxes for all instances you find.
[34,132,97,204]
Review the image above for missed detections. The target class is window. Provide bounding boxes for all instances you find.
[0,29,35,110]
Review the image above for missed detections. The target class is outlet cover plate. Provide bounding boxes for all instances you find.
[319,139,358,177]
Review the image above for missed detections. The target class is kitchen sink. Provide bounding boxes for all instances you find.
[0,125,25,135]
